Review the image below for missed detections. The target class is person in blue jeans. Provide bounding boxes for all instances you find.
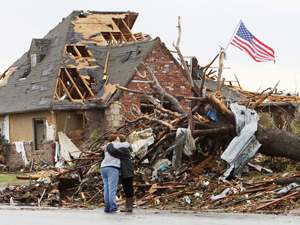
[100,134,130,212]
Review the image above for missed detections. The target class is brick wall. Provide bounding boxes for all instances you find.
[116,42,192,126]
[6,140,56,167]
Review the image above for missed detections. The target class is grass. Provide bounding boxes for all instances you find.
[0,174,20,183]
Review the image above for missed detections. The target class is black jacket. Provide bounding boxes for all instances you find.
[106,143,134,179]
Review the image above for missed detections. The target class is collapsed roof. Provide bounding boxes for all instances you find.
[0,10,155,115]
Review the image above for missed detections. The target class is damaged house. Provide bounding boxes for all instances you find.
[191,60,298,131]
[0,11,193,167]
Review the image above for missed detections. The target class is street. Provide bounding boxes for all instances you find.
[0,206,299,225]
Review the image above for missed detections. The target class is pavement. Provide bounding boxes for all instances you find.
[0,206,299,225]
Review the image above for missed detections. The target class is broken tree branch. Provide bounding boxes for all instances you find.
[250,81,280,110]
[141,62,187,115]
[173,16,193,85]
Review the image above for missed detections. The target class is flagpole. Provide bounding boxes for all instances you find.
[225,19,242,51]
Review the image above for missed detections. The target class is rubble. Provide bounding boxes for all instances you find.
[1,12,300,216]
[1,121,300,214]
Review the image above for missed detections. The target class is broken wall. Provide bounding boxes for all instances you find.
[6,141,55,167]
[5,111,56,166]
[68,109,111,150]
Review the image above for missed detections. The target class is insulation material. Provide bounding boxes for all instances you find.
[58,132,82,164]
[46,120,55,141]
[14,142,29,165]
[127,128,155,161]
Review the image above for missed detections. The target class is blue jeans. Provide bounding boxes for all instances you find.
[101,167,119,212]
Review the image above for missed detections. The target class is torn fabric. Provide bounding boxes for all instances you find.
[14,142,29,165]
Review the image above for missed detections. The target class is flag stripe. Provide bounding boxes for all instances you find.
[230,21,275,62]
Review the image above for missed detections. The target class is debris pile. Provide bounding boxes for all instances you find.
[1,105,300,214]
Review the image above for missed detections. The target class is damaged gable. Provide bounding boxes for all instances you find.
[0,10,157,115]
[52,11,153,104]
[71,11,151,46]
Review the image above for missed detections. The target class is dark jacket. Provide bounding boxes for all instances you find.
[106,143,134,179]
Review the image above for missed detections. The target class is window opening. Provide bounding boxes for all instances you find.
[31,54,37,68]
[33,118,46,150]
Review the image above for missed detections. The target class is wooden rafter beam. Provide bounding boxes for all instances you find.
[121,19,137,42]
[64,68,84,100]
[120,32,128,44]
[77,70,95,97]
[134,32,146,40]
[73,46,83,58]
[54,92,60,100]
[109,32,118,46]
[68,75,81,96]
[58,77,74,102]
[103,52,110,75]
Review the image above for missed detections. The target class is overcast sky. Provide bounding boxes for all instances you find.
[1,0,300,92]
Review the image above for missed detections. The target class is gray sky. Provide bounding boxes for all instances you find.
[1,0,299,92]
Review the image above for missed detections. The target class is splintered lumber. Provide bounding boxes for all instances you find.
[250,81,279,110]
[255,190,300,210]
[138,132,176,164]
[16,175,40,180]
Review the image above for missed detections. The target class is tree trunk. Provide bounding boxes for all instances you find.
[256,128,300,161]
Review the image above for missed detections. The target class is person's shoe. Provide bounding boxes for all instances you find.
[120,197,133,212]
[109,209,119,213]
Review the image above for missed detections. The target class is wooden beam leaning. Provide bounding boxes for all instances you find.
[120,32,128,44]
[64,68,84,100]
[216,47,225,94]
[134,32,146,40]
[58,77,74,102]
[121,19,137,42]
[77,71,95,97]
[73,46,83,58]
[109,32,118,46]
[103,52,110,75]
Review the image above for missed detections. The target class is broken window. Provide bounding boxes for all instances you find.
[20,66,31,79]
[53,68,95,102]
[33,118,46,150]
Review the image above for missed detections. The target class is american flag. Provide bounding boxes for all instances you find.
[230,21,275,63]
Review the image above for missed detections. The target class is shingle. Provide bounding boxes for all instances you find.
[0,11,156,115]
